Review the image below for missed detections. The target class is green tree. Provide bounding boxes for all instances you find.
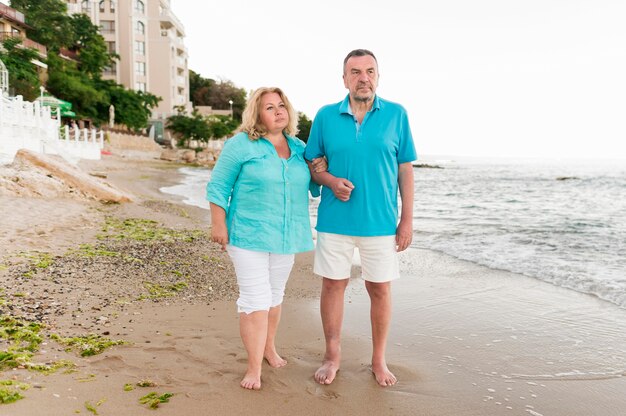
[45,51,107,120]
[189,69,214,104]
[166,110,238,148]
[166,109,212,147]
[188,71,246,120]
[296,112,312,143]
[206,114,239,139]
[96,79,161,131]
[0,37,42,100]
[9,0,73,52]
[68,14,115,78]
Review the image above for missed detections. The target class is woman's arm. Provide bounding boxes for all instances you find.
[209,203,228,250]
[206,137,244,249]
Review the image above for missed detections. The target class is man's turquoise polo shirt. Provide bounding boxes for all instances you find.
[304,95,417,237]
[206,132,315,254]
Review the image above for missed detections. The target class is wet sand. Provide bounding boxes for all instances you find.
[1,153,625,416]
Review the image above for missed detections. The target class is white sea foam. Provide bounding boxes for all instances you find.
[160,167,212,210]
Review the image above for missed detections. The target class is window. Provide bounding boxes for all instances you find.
[100,20,115,34]
[106,41,116,54]
[110,0,116,12]
[135,0,145,14]
[81,0,90,13]
[134,41,145,55]
[99,1,105,12]
[104,62,117,75]
[135,21,145,35]
[134,61,146,76]
[135,82,146,92]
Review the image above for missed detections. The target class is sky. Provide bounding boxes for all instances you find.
[172,0,626,160]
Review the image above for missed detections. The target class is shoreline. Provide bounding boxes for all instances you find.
[1,153,626,415]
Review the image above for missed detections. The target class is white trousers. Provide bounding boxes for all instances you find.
[226,245,295,314]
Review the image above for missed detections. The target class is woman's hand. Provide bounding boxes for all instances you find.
[211,222,228,250]
[311,156,328,173]
[209,203,228,250]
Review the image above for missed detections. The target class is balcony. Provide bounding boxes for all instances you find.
[0,32,47,58]
[0,3,26,25]
[159,7,185,36]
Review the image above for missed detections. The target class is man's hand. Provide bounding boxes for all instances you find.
[330,177,355,202]
[395,218,413,252]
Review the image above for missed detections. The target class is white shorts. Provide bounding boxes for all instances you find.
[226,245,294,314]
[313,232,399,282]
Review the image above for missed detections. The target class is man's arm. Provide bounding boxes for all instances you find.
[306,160,354,202]
[396,162,414,252]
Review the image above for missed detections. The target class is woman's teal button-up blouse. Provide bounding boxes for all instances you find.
[206,132,317,254]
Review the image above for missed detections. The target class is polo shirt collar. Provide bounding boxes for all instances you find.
[339,94,381,115]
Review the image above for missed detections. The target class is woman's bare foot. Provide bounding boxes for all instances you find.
[240,371,262,390]
[264,349,287,368]
[372,362,397,387]
[314,360,340,385]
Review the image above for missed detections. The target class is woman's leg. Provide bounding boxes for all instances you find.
[239,310,268,389]
[227,246,272,389]
[264,253,294,367]
[264,305,285,367]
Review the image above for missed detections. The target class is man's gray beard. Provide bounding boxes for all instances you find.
[354,94,372,102]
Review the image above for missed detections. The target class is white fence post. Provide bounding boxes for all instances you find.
[0,96,103,161]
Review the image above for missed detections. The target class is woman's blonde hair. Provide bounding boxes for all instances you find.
[236,87,299,140]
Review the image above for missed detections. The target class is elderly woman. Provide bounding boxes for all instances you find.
[206,87,324,390]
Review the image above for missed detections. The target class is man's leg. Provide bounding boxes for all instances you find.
[365,280,397,386]
[314,277,349,385]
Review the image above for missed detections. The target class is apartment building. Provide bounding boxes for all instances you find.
[0,2,48,95]
[64,0,192,119]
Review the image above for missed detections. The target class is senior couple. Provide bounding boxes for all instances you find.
[206,49,417,390]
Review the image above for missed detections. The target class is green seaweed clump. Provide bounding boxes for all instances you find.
[19,251,55,269]
[0,380,30,404]
[0,315,43,352]
[100,218,204,242]
[139,392,174,409]
[141,281,188,300]
[51,333,127,357]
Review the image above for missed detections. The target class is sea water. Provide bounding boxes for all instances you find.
[160,157,626,309]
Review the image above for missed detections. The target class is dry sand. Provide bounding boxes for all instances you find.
[1,152,626,416]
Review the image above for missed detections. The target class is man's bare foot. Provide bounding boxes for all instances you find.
[240,372,261,390]
[314,360,340,385]
[372,362,397,387]
[264,350,287,368]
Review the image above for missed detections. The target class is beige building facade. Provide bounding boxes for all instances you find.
[64,0,191,119]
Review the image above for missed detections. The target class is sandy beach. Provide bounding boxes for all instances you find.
[1,151,626,416]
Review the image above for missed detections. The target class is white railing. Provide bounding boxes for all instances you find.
[0,95,58,157]
[0,95,103,163]
[48,125,104,161]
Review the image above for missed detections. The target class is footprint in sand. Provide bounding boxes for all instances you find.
[306,384,341,399]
